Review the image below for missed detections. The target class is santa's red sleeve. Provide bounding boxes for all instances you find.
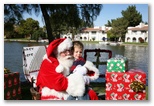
[36,57,85,96]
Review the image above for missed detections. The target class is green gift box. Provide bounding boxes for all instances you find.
[4,72,22,100]
[107,55,128,72]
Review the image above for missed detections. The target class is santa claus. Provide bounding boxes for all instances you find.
[36,38,99,100]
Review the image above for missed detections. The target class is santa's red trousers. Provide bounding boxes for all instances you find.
[88,89,99,100]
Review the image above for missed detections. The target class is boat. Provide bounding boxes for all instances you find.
[109,42,120,46]
[99,41,109,45]
[38,39,49,43]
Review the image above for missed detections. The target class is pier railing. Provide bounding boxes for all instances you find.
[84,48,112,78]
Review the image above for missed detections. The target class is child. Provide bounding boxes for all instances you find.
[67,41,89,100]
[70,41,86,72]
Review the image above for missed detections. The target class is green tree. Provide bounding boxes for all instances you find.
[107,30,114,40]
[144,22,148,24]
[50,5,82,39]
[110,18,129,41]
[121,5,142,27]
[16,18,39,39]
[4,4,102,43]
[106,5,142,42]
[32,28,46,41]
[4,4,24,23]
[105,20,112,27]
[4,22,14,38]
[4,5,19,38]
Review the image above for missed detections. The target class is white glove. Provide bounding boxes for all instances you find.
[83,76,91,85]
[73,65,87,76]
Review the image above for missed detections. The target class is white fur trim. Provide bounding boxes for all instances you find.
[58,38,72,53]
[56,64,64,73]
[41,87,69,100]
[43,54,48,60]
[84,61,100,81]
[43,54,52,63]
[66,73,85,96]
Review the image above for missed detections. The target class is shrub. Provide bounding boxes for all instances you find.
[139,38,144,43]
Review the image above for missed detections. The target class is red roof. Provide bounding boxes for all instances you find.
[128,26,148,31]
[81,27,108,32]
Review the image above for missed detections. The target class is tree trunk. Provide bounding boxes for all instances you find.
[40,4,54,43]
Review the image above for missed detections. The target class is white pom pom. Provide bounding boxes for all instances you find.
[56,64,64,73]
[43,54,52,63]
[43,54,48,60]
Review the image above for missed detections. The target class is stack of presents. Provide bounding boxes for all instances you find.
[4,68,22,100]
[105,55,146,100]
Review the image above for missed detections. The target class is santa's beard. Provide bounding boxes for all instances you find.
[57,55,74,76]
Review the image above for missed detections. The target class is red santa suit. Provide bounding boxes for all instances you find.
[36,38,99,100]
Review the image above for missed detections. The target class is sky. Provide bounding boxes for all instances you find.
[23,4,148,27]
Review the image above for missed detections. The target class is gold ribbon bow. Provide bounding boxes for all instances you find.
[4,68,11,74]
[130,81,145,92]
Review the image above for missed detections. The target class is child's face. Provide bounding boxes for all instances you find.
[73,47,83,60]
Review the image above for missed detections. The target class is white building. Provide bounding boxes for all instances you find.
[75,26,111,41]
[125,23,148,43]
[60,23,148,43]
[61,32,72,39]
[60,26,111,41]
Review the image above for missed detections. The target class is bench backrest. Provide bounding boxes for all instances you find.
[22,46,47,87]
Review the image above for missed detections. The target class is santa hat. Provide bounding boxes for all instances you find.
[43,38,73,73]
[46,38,72,57]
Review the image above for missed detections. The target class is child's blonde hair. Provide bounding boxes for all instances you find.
[72,41,84,51]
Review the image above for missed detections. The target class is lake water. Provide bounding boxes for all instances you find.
[4,41,148,85]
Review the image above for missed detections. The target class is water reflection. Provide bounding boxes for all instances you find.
[4,42,148,85]
[124,45,148,85]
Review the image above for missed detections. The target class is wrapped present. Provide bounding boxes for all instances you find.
[107,55,128,72]
[106,90,146,100]
[105,69,146,100]
[4,72,22,100]
[106,69,146,84]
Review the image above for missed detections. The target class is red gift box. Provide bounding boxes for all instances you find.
[4,72,22,100]
[105,69,146,100]
[106,89,146,100]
